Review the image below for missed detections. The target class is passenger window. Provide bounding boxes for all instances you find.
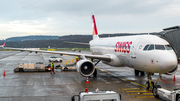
[143,45,149,50]
[103,99,117,101]
[155,45,165,50]
[148,44,154,50]
[165,45,173,50]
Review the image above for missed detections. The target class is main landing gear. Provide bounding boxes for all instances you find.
[93,69,97,77]
[91,58,100,78]
[134,70,155,90]
[134,69,145,76]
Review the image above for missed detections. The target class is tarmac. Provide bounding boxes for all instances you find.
[0,51,180,101]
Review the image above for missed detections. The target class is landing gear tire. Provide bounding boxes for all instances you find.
[152,85,161,98]
[134,69,139,76]
[19,68,24,72]
[176,94,180,101]
[140,71,145,76]
[93,69,97,77]
[14,68,19,72]
[146,82,149,89]
[146,81,154,90]
[64,67,68,71]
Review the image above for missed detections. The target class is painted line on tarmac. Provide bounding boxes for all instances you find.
[132,96,155,98]
[96,67,110,73]
[96,67,146,88]
[127,92,153,95]
[125,90,149,93]
[121,78,146,88]
[120,88,144,90]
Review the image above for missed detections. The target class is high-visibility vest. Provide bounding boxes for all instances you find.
[51,62,54,68]
[76,56,79,62]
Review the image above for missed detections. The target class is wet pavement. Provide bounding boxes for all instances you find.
[0,51,179,101]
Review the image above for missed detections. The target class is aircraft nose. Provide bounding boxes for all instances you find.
[159,53,177,72]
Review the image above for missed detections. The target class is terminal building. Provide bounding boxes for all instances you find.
[157,26,180,61]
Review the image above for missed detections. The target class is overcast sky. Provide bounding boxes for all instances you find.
[0,0,180,40]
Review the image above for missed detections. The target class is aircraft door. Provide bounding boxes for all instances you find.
[131,39,141,59]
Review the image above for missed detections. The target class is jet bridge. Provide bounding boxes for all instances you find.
[157,26,180,62]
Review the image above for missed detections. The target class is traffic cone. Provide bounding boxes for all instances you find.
[85,88,88,93]
[86,77,89,83]
[173,75,176,81]
[3,70,6,76]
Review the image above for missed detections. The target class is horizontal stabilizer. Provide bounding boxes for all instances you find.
[63,41,90,46]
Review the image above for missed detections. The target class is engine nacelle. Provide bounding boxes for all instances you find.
[164,65,178,75]
[102,54,123,67]
[76,59,95,77]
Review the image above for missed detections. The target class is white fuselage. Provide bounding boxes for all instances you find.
[89,35,177,74]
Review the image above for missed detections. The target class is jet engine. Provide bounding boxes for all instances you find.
[164,65,178,75]
[76,59,95,77]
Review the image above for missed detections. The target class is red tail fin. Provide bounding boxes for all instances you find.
[92,15,98,35]
[92,14,99,39]
[2,43,5,46]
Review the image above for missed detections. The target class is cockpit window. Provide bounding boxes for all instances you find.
[143,44,172,51]
[143,45,149,50]
[155,45,165,50]
[148,44,154,50]
[165,45,173,50]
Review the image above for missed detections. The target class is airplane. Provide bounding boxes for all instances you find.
[5,15,178,90]
[0,43,6,49]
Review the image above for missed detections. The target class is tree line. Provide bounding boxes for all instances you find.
[0,33,157,48]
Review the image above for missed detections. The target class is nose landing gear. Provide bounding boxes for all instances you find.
[146,73,162,90]
[146,72,154,90]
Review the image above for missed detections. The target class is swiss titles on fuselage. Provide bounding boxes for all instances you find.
[114,41,132,53]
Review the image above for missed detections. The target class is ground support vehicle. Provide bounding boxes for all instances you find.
[61,64,76,71]
[57,58,77,71]
[152,85,180,101]
[71,88,121,101]
[14,62,51,72]
[49,56,63,62]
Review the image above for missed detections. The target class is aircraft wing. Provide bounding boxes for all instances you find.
[5,47,111,62]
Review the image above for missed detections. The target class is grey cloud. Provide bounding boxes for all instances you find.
[0,0,174,20]
[0,0,180,39]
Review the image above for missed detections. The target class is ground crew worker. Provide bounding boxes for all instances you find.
[50,62,55,74]
[76,56,79,63]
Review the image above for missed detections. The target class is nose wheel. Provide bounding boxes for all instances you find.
[146,72,154,90]
[146,81,154,90]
